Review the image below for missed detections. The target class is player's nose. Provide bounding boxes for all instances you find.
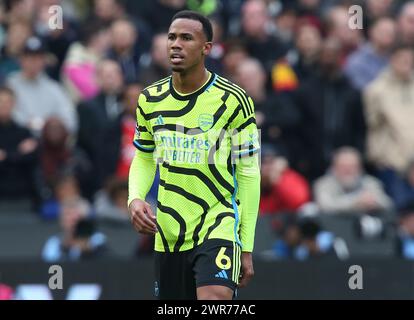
[170,38,183,50]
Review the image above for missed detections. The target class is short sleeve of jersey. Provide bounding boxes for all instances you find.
[230,95,260,159]
[133,93,156,153]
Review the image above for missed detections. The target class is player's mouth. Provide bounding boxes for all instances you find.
[170,53,184,64]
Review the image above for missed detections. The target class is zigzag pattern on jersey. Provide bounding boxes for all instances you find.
[213,76,253,118]
[151,91,230,134]
[139,75,257,252]
[156,102,246,250]
[206,103,243,197]
[142,76,171,99]
[157,200,187,252]
[158,161,236,251]
[159,178,210,247]
[204,212,235,242]
[160,162,233,209]
[155,221,169,253]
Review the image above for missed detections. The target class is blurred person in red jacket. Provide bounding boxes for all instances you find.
[260,143,310,215]
[115,82,144,179]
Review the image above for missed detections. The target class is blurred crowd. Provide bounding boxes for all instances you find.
[1,0,414,261]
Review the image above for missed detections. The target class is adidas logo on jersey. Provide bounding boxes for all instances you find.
[155,115,164,125]
[214,270,228,279]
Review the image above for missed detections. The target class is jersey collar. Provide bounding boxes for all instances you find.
[169,71,216,101]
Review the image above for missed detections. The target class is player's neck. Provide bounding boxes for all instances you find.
[172,66,209,95]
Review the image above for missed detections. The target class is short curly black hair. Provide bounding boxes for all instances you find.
[171,10,213,42]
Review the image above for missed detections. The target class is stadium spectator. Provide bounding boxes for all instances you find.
[0,21,32,79]
[138,33,170,87]
[115,82,143,179]
[62,21,111,103]
[240,0,288,70]
[37,117,93,200]
[42,198,108,262]
[235,58,301,157]
[294,37,366,180]
[271,215,302,259]
[344,17,396,91]
[34,0,79,81]
[272,21,322,91]
[4,0,36,24]
[214,0,244,37]
[387,159,414,210]
[324,5,364,64]
[77,59,124,193]
[114,82,159,205]
[94,176,129,223]
[364,0,396,30]
[364,44,414,179]
[314,147,392,214]
[260,144,310,215]
[396,201,414,260]
[272,215,344,260]
[397,1,414,47]
[143,0,188,33]
[90,0,152,52]
[221,39,249,81]
[39,173,83,220]
[294,217,340,260]
[273,2,298,46]
[295,0,324,24]
[204,17,225,74]
[107,18,143,83]
[7,36,77,136]
[0,86,38,203]
[91,0,126,23]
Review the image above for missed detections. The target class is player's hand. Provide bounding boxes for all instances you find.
[129,199,157,234]
[239,252,254,288]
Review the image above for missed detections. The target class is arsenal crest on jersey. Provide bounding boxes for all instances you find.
[198,114,214,132]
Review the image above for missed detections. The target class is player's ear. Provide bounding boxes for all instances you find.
[202,42,213,56]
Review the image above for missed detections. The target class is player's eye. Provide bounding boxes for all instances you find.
[182,35,192,41]
[168,34,176,40]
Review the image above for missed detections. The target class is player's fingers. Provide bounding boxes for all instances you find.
[133,212,157,232]
[132,212,154,231]
[130,213,142,228]
[131,215,156,234]
[130,212,147,229]
[238,275,250,288]
[141,213,157,230]
[239,268,254,288]
[238,274,248,288]
[131,216,142,232]
[144,203,156,221]
[139,225,157,234]
[133,223,154,235]
[141,205,157,229]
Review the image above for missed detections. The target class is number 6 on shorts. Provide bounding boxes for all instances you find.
[215,247,231,270]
